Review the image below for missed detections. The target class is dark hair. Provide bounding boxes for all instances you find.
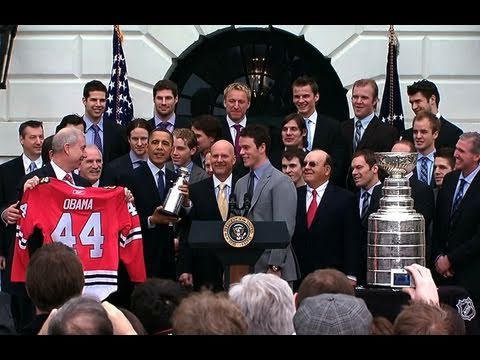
[19,120,43,137]
[26,243,84,313]
[292,75,319,95]
[282,148,307,165]
[239,124,271,155]
[130,278,189,335]
[41,135,54,165]
[281,113,308,148]
[83,80,107,99]
[434,147,455,169]
[296,268,354,308]
[153,79,178,98]
[55,114,86,134]
[126,118,153,138]
[352,149,377,168]
[149,127,173,144]
[191,114,222,141]
[407,79,440,107]
[393,139,416,152]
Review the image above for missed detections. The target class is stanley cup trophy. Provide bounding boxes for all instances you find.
[160,167,190,217]
[367,152,425,287]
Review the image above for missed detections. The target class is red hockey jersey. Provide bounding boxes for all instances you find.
[12,177,146,300]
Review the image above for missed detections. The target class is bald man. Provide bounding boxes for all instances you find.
[178,140,238,291]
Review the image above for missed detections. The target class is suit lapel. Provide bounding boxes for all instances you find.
[358,116,379,149]
[250,164,273,209]
[298,186,308,228]
[455,170,480,215]
[311,182,333,225]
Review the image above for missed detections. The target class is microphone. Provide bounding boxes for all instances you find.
[228,193,237,218]
[242,193,252,217]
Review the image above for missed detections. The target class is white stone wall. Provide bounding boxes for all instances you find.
[1,24,479,161]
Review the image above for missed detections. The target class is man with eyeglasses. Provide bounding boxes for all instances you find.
[103,118,153,186]
[291,149,361,291]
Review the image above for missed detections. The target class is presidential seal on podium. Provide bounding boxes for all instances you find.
[223,216,255,248]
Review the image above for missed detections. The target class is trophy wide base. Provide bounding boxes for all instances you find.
[158,208,180,218]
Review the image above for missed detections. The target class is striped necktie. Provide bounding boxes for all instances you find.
[28,162,37,174]
[361,192,370,218]
[354,120,362,151]
[217,182,228,221]
[420,157,429,184]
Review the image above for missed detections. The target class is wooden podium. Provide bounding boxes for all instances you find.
[188,220,290,288]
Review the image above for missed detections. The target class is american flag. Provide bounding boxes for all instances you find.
[379,25,404,133]
[104,25,134,126]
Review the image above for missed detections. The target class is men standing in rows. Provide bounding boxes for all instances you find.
[292,76,345,186]
[234,124,299,284]
[178,140,238,291]
[124,128,183,280]
[148,79,191,132]
[351,149,382,285]
[102,118,152,186]
[342,78,398,191]
[82,80,129,164]
[78,145,103,187]
[0,120,44,330]
[167,128,208,185]
[412,111,440,188]
[281,148,306,188]
[402,79,463,149]
[433,132,480,309]
[220,82,253,178]
[291,150,361,290]
[191,114,222,171]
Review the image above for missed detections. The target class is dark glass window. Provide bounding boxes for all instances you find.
[168,26,349,128]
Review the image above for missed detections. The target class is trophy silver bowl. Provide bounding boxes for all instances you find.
[374,152,417,178]
[160,167,190,217]
[367,152,425,287]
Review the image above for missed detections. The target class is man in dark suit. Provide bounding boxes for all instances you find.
[433,132,480,309]
[102,118,152,186]
[342,78,399,191]
[402,79,463,149]
[351,149,382,286]
[292,149,361,290]
[0,120,44,330]
[124,128,185,280]
[178,140,238,291]
[292,76,346,186]
[148,79,191,132]
[191,114,222,171]
[82,80,129,165]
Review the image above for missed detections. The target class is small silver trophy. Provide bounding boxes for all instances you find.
[160,167,190,217]
[367,152,425,287]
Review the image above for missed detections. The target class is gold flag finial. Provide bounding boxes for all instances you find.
[114,25,124,44]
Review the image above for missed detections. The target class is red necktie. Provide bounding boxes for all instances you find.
[63,173,74,184]
[306,189,318,229]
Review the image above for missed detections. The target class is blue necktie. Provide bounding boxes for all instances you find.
[28,162,37,174]
[420,157,429,184]
[157,122,169,131]
[354,120,362,151]
[92,124,103,153]
[247,171,255,199]
[157,170,165,202]
[361,192,370,218]
[451,179,467,215]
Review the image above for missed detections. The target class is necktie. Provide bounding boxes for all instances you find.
[354,120,362,151]
[158,122,169,131]
[306,189,318,229]
[132,160,142,169]
[420,157,429,184]
[92,124,103,153]
[217,182,228,221]
[28,162,37,174]
[451,179,467,215]
[246,171,255,200]
[304,119,313,151]
[157,170,165,202]
[63,173,74,184]
[361,192,370,218]
[233,124,242,160]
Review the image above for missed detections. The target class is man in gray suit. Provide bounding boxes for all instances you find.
[234,124,299,284]
[166,128,209,185]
